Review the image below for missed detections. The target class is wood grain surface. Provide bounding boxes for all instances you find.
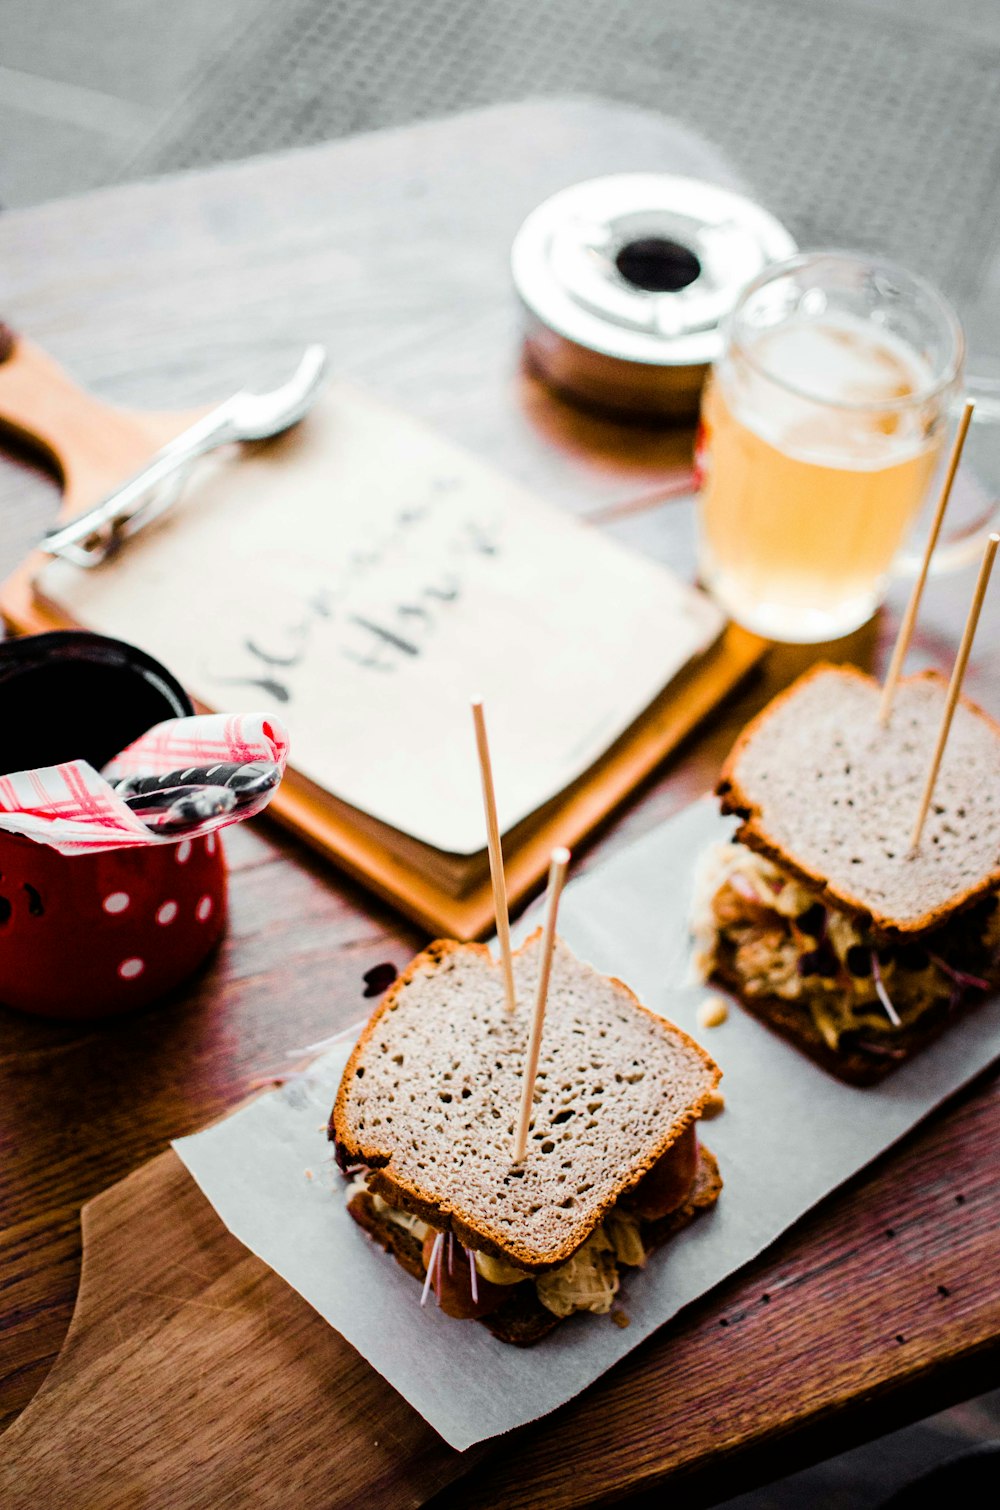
[0,101,998,1506]
[437,1072,1000,1510]
[0,1150,483,1510]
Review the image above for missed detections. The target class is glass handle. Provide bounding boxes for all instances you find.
[962,375,1000,423]
[895,375,1000,576]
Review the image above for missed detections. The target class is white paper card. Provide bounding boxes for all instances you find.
[38,386,721,854]
[173,799,1000,1450]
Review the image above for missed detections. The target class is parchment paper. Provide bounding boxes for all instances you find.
[173,799,1000,1450]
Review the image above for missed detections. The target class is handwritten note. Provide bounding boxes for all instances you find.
[38,385,722,855]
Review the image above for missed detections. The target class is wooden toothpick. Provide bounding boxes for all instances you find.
[513,847,571,1163]
[911,532,999,849]
[880,401,975,725]
[471,700,516,1013]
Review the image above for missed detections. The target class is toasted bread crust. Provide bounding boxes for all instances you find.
[710,950,967,1086]
[717,663,1000,939]
[346,1145,722,1346]
[331,934,721,1273]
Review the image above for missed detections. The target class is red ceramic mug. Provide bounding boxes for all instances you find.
[0,631,227,1019]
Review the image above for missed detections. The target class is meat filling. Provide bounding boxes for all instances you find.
[345,1126,700,1320]
[692,841,1000,1053]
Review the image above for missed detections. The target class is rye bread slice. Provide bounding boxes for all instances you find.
[346,1145,722,1345]
[331,934,721,1274]
[717,664,1000,938]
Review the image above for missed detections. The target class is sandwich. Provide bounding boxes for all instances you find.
[693,663,1000,1084]
[329,932,722,1344]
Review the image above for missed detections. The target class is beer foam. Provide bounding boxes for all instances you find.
[729,313,938,468]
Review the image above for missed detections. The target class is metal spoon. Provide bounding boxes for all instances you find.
[41,345,327,567]
[114,760,280,805]
[123,783,238,834]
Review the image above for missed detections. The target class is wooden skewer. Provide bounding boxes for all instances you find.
[513,846,570,1163]
[880,401,975,726]
[471,700,516,1013]
[911,532,999,849]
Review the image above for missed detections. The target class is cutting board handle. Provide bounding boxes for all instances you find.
[0,1149,466,1508]
[0,326,204,521]
[0,327,212,634]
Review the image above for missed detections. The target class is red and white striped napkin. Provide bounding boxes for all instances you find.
[0,713,288,855]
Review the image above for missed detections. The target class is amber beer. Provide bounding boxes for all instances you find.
[697,256,961,642]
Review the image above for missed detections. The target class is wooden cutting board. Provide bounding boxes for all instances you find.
[4,1077,998,1510]
[0,1148,474,1510]
[0,329,765,941]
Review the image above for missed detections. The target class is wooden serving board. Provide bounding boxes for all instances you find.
[0,1148,473,1510]
[3,1074,998,1510]
[0,330,765,940]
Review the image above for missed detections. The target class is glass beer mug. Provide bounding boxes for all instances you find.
[696,251,1000,642]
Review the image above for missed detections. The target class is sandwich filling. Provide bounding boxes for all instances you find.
[344,1122,701,1321]
[692,840,1000,1056]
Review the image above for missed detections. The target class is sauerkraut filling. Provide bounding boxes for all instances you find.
[345,1173,657,1318]
[692,840,1000,1053]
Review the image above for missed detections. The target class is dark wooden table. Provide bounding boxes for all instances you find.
[1,101,998,1508]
